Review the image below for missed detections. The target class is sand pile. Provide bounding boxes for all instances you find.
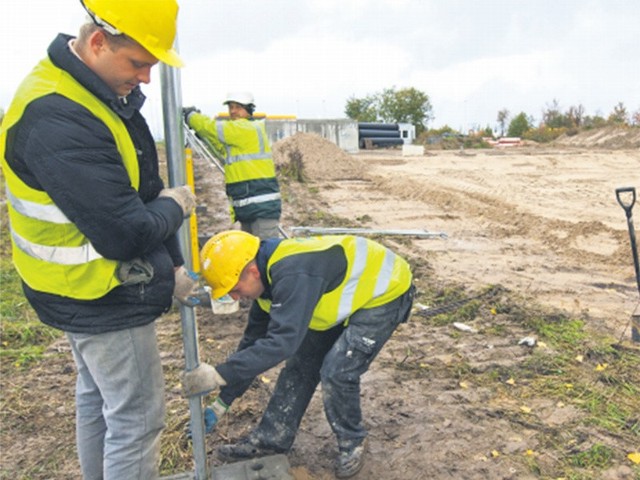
[554,126,640,149]
[272,132,365,182]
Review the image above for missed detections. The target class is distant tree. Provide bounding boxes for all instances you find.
[507,112,533,137]
[607,101,628,125]
[583,114,606,129]
[344,95,378,122]
[497,109,509,136]
[542,99,571,128]
[632,108,640,127]
[481,125,494,137]
[567,104,585,127]
[345,86,433,135]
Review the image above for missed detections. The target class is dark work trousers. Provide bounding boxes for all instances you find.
[251,284,415,452]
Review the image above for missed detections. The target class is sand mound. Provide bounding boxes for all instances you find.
[272,132,365,182]
[553,126,640,149]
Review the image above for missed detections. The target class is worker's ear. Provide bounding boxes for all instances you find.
[92,29,112,54]
[246,261,260,280]
[80,29,108,66]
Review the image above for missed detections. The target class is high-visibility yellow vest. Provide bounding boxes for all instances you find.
[257,236,412,331]
[0,57,139,299]
[189,115,280,215]
[217,119,276,184]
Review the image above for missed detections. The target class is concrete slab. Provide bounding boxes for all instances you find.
[402,144,424,156]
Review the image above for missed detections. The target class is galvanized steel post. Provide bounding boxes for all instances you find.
[160,60,209,479]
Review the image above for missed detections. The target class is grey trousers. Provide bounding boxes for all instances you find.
[67,322,165,480]
[240,218,281,240]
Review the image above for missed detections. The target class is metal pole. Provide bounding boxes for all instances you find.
[160,62,209,478]
[290,226,448,239]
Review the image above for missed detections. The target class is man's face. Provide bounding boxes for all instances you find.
[228,263,264,301]
[90,31,158,97]
[227,102,250,120]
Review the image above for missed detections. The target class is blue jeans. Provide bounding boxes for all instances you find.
[251,285,415,451]
[66,322,165,480]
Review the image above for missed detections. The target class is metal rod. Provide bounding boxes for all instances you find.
[290,226,448,239]
[160,61,209,479]
[184,125,225,174]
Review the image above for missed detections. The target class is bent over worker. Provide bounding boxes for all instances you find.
[183,231,415,478]
[183,93,282,239]
[0,0,197,477]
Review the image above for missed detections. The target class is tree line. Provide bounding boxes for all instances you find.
[345,88,640,144]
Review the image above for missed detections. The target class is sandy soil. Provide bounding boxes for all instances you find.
[320,147,640,337]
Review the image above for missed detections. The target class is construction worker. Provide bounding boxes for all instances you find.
[183,93,282,239]
[0,1,197,478]
[182,231,415,478]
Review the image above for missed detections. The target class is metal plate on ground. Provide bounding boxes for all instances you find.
[160,454,292,480]
[211,454,293,480]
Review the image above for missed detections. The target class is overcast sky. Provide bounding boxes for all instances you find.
[1,0,638,136]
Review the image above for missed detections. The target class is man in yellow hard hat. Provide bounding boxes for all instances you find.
[0,1,194,477]
[183,231,415,478]
[183,93,282,240]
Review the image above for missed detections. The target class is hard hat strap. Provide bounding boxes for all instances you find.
[79,0,123,36]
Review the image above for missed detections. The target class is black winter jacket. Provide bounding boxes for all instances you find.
[3,34,185,333]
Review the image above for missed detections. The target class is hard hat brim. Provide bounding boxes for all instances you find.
[149,47,184,68]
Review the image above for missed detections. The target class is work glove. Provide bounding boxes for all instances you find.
[182,362,227,397]
[187,396,229,438]
[173,266,201,307]
[158,185,196,218]
[183,106,200,125]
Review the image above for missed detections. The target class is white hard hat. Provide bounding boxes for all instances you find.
[223,92,255,107]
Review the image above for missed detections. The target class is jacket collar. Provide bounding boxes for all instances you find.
[256,238,284,299]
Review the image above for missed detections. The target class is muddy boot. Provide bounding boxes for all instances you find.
[335,438,367,478]
[217,436,283,462]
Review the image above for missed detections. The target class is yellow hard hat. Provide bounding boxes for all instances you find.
[81,0,184,67]
[200,230,260,299]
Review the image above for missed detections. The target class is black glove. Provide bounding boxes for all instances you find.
[183,106,200,124]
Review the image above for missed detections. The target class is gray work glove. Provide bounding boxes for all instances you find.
[182,363,227,397]
[173,266,202,307]
[183,106,200,125]
[158,185,196,218]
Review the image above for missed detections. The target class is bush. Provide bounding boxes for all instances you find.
[523,126,567,143]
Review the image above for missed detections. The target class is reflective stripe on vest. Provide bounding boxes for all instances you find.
[218,120,277,184]
[6,186,70,223]
[257,236,412,331]
[0,57,139,299]
[11,230,103,265]
[231,192,281,208]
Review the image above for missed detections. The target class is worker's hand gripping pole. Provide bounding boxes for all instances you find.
[160,63,209,479]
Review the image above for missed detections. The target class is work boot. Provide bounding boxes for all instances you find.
[217,436,283,462]
[335,438,367,478]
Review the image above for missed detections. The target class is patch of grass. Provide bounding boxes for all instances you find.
[277,147,307,182]
[569,443,615,469]
[0,258,60,369]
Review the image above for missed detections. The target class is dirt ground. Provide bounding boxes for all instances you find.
[199,130,640,479]
[1,128,639,480]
